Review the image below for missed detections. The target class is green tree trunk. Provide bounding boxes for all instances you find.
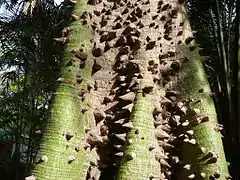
[32,1,94,179]
[173,3,230,180]
[116,0,230,180]
[30,0,230,180]
[116,93,161,180]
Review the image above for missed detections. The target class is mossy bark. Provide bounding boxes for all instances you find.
[116,93,161,180]
[31,0,230,179]
[33,1,94,179]
[174,3,230,180]
[176,46,230,179]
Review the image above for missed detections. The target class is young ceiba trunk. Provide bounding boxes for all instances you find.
[30,0,230,179]
[32,1,95,179]
[116,0,230,180]
[170,2,230,180]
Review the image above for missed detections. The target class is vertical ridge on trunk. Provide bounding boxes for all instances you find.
[33,1,95,179]
[117,93,161,180]
[167,2,230,179]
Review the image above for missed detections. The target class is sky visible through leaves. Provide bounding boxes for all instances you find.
[0,0,64,15]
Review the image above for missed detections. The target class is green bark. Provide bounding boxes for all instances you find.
[33,1,94,179]
[31,1,230,180]
[176,46,229,179]
[175,4,230,180]
[117,93,161,180]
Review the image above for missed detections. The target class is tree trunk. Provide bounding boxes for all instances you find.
[172,2,230,180]
[31,0,230,179]
[117,93,161,179]
[32,1,95,179]
[116,0,230,179]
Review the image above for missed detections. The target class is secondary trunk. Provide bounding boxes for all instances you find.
[116,0,230,179]
[171,2,230,180]
[32,1,95,179]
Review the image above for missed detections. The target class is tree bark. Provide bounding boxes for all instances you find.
[33,1,94,179]
[31,0,230,179]
[173,2,230,179]
[116,0,230,179]
[117,93,161,180]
